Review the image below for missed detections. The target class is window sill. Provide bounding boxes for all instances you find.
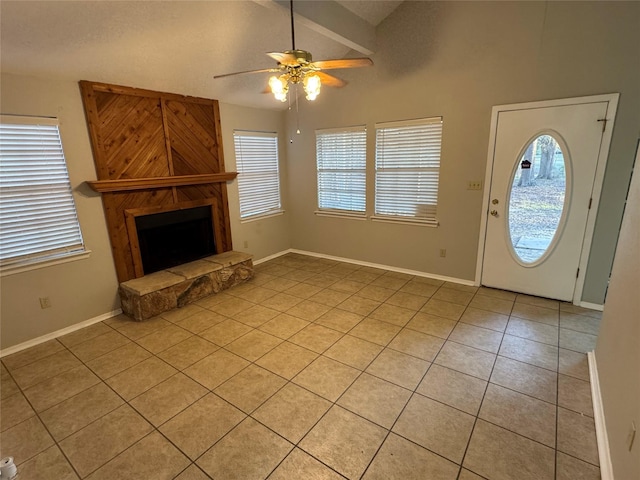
[314,210,367,221]
[370,215,439,227]
[240,209,285,224]
[1,249,92,277]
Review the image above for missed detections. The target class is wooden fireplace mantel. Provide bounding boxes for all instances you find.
[86,173,238,193]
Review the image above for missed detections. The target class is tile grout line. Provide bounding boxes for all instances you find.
[1,254,601,479]
[2,338,135,479]
[20,329,225,478]
[254,257,601,475]
[250,261,425,479]
[3,265,476,478]
[3,258,381,478]
[61,341,204,479]
[454,287,515,479]
[160,263,393,478]
[358,280,472,479]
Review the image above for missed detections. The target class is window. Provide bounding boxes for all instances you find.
[316,126,366,216]
[374,117,443,226]
[233,130,282,220]
[0,115,85,271]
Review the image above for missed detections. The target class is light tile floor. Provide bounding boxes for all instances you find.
[0,253,603,479]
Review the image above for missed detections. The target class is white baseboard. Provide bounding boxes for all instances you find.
[281,248,475,286]
[0,309,123,358]
[253,250,291,265]
[588,351,614,480]
[580,301,605,312]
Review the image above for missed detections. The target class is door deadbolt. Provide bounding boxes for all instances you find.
[490,210,499,217]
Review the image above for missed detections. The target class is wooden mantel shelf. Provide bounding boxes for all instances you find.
[86,173,238,193]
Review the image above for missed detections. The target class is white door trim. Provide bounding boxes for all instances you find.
[475,93,620,305]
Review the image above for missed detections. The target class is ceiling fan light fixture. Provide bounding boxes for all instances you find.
[269,75,289,102]
[213,1,372,104]
[303,73,321,101]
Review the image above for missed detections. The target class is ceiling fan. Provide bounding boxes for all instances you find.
[214,0,373,102]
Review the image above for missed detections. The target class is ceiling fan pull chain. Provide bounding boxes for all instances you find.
[295,84,301,134]
[288,89,294,143]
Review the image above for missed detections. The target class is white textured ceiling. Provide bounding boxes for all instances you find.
[0,1,402,110]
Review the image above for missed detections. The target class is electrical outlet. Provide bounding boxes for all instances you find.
[467,180,483,190]
[440,249,447,258]
[628,422,636,451]
[39,297,52,309]
[243,240,249,249]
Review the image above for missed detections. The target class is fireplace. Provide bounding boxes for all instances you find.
[124,199,224,278]
[81,81,236,283]
[118,200,254,322]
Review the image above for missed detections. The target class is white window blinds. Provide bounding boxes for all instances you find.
[233,131,282,220]
[0,115,85,266]
[375,117,443,225]
[316,126,366,214]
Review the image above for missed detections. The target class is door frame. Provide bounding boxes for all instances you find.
[475,93,619,306]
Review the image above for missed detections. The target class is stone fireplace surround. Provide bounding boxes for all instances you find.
[119,251,254,321]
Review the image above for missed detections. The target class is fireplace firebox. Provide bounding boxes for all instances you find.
[134,206,216,275]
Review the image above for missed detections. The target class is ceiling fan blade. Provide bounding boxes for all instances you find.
[313,58,373,70]
[316,72,347,88]
[214,68,276,79]
[267,51,298,66]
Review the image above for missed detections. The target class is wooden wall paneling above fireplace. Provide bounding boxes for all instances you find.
[79,81,237,282]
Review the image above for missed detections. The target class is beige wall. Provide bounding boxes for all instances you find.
[0,74,120,349]
[595,147,639,479]
[219,103,291,261]
[285,1,640,301]
[0,75,289,350]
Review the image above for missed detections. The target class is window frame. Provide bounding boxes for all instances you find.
[233,130,283,222]
[315,125,367,219]
[0,114,88,276]
[373,117,443,227]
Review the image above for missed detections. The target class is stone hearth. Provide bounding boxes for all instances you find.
[119,251,253,321]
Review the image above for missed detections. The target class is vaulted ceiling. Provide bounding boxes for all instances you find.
[1,0,402,109]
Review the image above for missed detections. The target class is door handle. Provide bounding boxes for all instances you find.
[490,210,499,217]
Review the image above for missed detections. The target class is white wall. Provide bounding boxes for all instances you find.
[595,145,639,480]
[0,74,289,350]
[284,1,640,300]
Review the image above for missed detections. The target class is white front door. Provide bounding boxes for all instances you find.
[480,96,617,302]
